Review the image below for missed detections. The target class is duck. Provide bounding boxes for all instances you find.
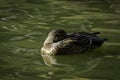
[41,29,107,55]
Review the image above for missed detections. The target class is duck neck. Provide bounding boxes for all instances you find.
[44,36,54,46]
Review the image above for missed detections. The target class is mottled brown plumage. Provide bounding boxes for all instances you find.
[41,29,107,55]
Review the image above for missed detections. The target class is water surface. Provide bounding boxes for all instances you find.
[0,0,120,80]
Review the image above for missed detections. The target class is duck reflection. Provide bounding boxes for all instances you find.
[41,52,102,75]
[41,53,70,67]
[41,53,57,66]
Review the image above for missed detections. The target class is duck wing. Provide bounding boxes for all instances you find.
[51,32,108,55]
[52,38,90,55]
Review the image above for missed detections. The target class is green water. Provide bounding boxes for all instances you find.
[0,0,120,80]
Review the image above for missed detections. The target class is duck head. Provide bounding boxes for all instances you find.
[44,29,67,46]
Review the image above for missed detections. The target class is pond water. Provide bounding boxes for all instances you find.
[0,0,120,80]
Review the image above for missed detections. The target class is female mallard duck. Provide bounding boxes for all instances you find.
[41,29,107,55]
